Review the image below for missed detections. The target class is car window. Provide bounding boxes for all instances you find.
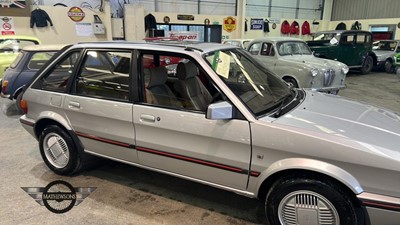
[75,50,131,101]
[261,43,275,56]
[35,51,80,92]
[141,52,219,112]
[248,43,261,55]
[277,41,312,55]
[9,52,24,69]
[28,51,58,70]
[340,34,354,44]
[356,34,366,44]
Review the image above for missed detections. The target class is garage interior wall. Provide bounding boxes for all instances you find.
[6,4,112,44]
[332,0,400,20]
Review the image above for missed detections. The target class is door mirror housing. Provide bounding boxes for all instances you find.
[206,101,233,120]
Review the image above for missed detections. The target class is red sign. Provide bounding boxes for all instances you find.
[67,7,85,22]
[223,16,236,33]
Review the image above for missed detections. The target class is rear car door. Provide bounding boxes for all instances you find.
[132,51,251,190]
[63,49,138,163]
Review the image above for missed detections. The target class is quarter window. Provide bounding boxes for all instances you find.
[37,51,80,92]
[248,43,261,55]
[75,50,131,101]
[28,51,58,70]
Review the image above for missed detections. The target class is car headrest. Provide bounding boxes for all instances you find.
[176,61,198,80]
[147,66,168,88]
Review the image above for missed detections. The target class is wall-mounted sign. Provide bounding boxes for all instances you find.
[272,23,277,29]
[68,7,85,22]
[250,18,263,30]
[177,14,194,21]
[1,16,15,35]
[268,18,280,24]
[223,16,236,33]
[163,16,170,24]
[165,31,199,41]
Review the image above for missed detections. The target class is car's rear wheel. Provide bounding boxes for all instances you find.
[265,176,364,225]
[39,125,82,175]
[360,56,373,74]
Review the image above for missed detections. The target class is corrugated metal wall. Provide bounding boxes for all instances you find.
[332,0,400,20]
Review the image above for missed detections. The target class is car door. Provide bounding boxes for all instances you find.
[132,51,251,190]
[63,49,138,163]
[339,33,358,66]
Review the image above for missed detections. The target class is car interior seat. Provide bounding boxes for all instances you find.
[145,66,182,108]
[174,61,213,111]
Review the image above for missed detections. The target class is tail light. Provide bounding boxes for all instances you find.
[20,99,28,114]
[2,80,8,94]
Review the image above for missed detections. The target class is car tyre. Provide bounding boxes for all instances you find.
[265,176,364,225]
[360,56,373,74]
[39,125,83,175]
[384,59,394,73]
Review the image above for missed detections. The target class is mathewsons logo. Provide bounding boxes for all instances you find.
[67,7,85,22]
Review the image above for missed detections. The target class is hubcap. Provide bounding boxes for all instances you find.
[278,190,339,225]
[43,133,70,168]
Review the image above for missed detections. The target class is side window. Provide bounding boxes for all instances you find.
[340,34,354,44]
[28,51,57,70]
[356,34,366,44]
[248,43,261,55]
[261,43,275,56]
[141,53,218,112]
[37,51,80,92]
[75,50,131,101]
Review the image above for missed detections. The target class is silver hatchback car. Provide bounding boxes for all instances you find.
[20,42,399,225]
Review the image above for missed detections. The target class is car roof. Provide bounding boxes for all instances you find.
[69,41,238,53]
[314,30,372,35]
[0,35,41,42]
[251,37,305,43]
[22,44,66,51]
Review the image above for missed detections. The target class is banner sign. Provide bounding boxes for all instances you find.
[250,18,263,30]
[165,31,200,41]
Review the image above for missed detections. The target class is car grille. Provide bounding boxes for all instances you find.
[324,69,336,86]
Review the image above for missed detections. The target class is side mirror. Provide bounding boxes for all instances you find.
[206,101,233,120]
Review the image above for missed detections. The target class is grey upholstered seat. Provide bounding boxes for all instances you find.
[146,66,181,108]
[174,61,212,111]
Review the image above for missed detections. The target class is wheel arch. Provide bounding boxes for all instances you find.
[256,158,364,200]
[12,86,25,99]
[281,75,299,87]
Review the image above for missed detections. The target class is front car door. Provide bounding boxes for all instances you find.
[132,50,251,190]
[339,33,358,66]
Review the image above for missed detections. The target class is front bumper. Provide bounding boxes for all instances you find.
[309,84,347,93]
[358,192,400,225]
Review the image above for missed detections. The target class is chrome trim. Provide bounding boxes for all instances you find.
[358,192,400,212]
[84,149,256,198]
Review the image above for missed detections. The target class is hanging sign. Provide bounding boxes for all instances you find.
[223,16,236,33]
[250,18,263,30]
[165,31,200,41]
[177,14,194,21]
[0,16,15,35]
[68,7,85,22]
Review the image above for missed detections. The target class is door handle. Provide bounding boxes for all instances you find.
[140,114,155,122]
[68,101,80,108]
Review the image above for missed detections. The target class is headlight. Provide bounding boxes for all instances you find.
[341,65,349,74]
[377,55,384,61]
[311,68,319,77]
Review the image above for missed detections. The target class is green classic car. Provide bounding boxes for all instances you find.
[307,30,376,74]
[0,35,41,79]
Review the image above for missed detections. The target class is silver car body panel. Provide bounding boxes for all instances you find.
[20,42,400,223]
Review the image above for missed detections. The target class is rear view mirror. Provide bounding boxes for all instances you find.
[206,101,233,120]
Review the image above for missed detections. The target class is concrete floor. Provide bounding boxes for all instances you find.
[0,71,399,225]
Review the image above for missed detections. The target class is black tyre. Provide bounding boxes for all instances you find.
[265,176,364,225]
[360,56,373,74]
[39,125,83,175]
[15,91,24,114]
[384,59,394,73]
[283,77,298,88]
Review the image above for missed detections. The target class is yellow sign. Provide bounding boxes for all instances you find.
[223,16,236,33]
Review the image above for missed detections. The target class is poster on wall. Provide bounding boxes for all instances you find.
[223,16,236,33]
[0,17,16,35]
[250,18,263,30]
[165,31,200,41]
[76,22,93,36]
[0,0,30,17]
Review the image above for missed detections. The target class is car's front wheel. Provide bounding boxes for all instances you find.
[39,125,83,175]
[283,77,298,88]
[384,59,395,73]
[265,176,364,225]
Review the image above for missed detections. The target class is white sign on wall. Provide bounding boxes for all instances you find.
[165,31,200,41]
[0,16,15,35]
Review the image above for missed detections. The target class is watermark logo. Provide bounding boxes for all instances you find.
[22,180,96,214]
